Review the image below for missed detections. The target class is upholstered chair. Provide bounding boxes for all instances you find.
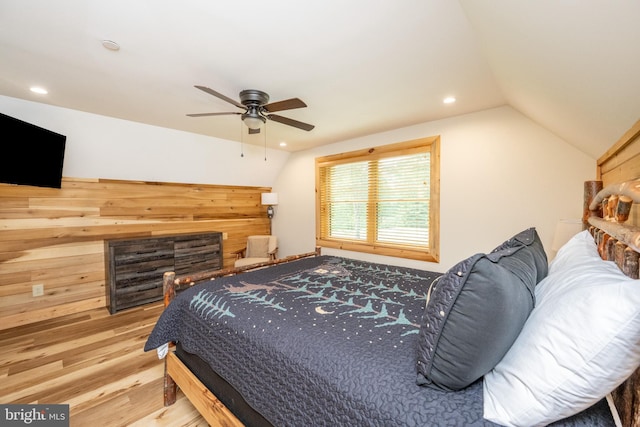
[233,235,278,268]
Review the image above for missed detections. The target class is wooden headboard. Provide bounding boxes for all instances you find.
[584,183,640,427]
[584,119,640,427]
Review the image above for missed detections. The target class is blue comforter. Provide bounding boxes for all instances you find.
[144,255,613,426]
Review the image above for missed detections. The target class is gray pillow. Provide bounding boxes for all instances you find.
[415,228,547,391]
[491,227,548,288]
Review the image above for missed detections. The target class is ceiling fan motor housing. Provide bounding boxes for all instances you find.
[239,89,269,106]
[241,106,266,128]
[239,90,269,129]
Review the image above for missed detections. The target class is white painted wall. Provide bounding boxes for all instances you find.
[0,95,289,186]
[271,106,596,272]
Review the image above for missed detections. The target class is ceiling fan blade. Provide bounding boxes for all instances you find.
[186,112,242,117]
[194,85,245,109]
[263,98,307,113]
[267,114,315,131]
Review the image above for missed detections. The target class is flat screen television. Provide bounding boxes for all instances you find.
[0,112,67,189]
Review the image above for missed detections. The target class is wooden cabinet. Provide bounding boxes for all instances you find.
[173,234,222,276]
[106,232,222,313]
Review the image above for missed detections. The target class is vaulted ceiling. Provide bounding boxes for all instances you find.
[0,1,638,157]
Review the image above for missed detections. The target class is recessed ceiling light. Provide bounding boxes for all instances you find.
[101,40,120,51]
[443,96,456,104]
[279,142,287,147]
[30,87,48,95]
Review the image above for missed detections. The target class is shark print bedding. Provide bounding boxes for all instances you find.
[144,255,614,426]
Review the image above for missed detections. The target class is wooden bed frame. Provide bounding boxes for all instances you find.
[156,120,640,427]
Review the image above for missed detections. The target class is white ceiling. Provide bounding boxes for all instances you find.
[0,1,638,156]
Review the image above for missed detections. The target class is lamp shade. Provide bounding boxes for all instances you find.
[261,193,278,205]
[552,219,583,252]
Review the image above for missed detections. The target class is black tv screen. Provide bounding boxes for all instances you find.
[0,112,67,189]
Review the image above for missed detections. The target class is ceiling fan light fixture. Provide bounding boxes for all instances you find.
[242,111,266,130]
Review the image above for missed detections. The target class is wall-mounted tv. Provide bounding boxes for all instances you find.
[0,112,67,189]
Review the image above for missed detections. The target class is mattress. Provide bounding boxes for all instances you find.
[175,341,272,427]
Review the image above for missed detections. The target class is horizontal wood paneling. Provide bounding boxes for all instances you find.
[598,119,640,186]
[597,119,640,230]
[0,177,272,330]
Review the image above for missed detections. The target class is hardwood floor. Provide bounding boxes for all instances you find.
[0,302,209,426]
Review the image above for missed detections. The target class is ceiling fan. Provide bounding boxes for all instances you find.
[187,85,314,134]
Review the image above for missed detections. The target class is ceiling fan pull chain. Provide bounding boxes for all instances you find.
[240,119,244,157]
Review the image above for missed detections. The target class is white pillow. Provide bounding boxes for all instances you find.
[483,230,640,427]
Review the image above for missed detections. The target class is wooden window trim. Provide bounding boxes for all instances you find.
[315,136,440,262]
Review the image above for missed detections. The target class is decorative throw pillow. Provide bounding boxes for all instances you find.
[491,227,548,283]
[483,231,640,426]
[416,228,546,391]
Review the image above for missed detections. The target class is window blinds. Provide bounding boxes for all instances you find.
[319,151,430,248]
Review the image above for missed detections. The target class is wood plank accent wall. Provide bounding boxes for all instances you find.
[598,119,640,185]
[597,119,640,228]
[0,177,271,331]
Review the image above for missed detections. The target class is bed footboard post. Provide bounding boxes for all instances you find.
[164,360,177,406]
[163,271,176,307]
[162,271,178,406]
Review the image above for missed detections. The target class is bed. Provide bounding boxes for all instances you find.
[144,120,640,427]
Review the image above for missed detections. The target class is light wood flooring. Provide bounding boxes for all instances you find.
[0,302,209,426]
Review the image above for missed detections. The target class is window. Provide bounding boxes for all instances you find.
[316,136,440,262]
